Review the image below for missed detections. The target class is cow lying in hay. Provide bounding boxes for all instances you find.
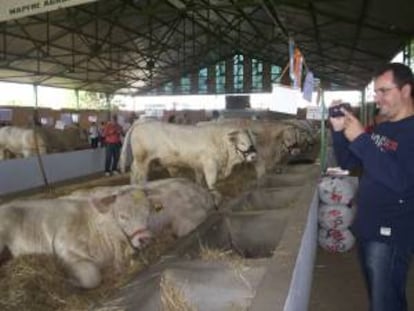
[0,188,152,289]
[0,126,47,160]
[119,121,257,193]
[65,178,216,238]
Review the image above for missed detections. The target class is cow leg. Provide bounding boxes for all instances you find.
[0,225,12,264]
[202,161,222,206]
[21,149,32,158]
[130,160,140,184]
[194,169,205,185]
[0,148,4,160]
[254,158,266,180]
[67,259,102,289]
[131,158,150,184]
[203,160,218,190]
[0,237,5,255]
[166,166,179,177]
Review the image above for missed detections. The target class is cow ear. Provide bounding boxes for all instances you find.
[90,194,117,213]
[227,130,239,143]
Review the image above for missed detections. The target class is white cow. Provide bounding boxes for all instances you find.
[0,126,47,160]
[197,119,302,178]
[0,188,152,289]
[119,121,257,192]
[66,178,216,237]
[280,119,318,152]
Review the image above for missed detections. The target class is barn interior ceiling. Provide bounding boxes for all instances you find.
[0,0,413,95]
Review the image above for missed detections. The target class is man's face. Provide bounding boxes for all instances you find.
[373,71,403,121]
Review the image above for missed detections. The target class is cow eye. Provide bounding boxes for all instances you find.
[119,214,128,221]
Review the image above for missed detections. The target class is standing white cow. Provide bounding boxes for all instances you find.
[197,119,302,178]
[66,178,216,237]
[119,121,257,192]
[0,189,152,289]
[0,126,47,160]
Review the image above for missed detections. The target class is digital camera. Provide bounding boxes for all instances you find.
[328,103,352,118]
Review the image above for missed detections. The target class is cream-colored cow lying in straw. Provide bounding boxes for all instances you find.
[66,178,216,237]
[0,188,152,289]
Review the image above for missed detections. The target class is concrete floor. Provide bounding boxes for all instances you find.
[309,245,414,311]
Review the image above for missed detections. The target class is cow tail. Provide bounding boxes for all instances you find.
[119,121,137,173]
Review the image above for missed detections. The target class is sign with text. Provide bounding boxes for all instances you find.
[0,108,12,121]
[0,0,98,22]
[306,106,328,120]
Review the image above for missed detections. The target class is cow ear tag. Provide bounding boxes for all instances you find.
[133,190,145,203]
[152,201,164,212]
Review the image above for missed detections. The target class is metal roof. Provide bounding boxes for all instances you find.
[0,0,413,95]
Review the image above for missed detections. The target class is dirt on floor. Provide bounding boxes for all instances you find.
[309,245,414,311]
[309,246,368,311]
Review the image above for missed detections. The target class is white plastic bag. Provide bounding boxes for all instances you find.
[318,176,357,205]
[318,227,355,253]
[318,203,355,230]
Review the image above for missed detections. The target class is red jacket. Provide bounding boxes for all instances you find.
[103,122,122,144]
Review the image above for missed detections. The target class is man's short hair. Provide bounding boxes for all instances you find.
[374,62,414,97]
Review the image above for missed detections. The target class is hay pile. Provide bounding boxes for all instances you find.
[0,254,86,311]
[157,246,250,311]
[160,276,197,311]
[199,245,246,271]
[0,229,177,311]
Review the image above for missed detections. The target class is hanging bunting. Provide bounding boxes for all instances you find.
[293,48,303,88]
[288,38,295,83]
[302,71,314,102]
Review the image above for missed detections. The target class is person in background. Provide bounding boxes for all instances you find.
[98,121,106,147]
[167,114,176,123]
[182,112,191,124]
[211,110,220,121]
[88,121,99,149]
[329,63,414,311]
[103,115,123,176]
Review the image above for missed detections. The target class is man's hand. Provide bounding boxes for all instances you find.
[342,109,364,142]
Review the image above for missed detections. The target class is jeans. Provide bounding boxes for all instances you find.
[357,240,412,311]
[105,143,121,173]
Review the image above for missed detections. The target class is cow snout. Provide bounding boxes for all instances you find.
[246,151,257,162]
[237,144,257,162]
[290,147,301,156]
[129,228,152,249]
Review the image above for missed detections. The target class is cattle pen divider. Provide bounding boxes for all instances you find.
[0,148,105,197]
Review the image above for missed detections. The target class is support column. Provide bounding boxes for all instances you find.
[207,65,216,94]
[244,56,252,93]
[262,62,272,92]
[105,93,111,120]
[225,57,234,94]
[75,89,80,110]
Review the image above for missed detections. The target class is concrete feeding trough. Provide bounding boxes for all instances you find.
[95,164,320,311]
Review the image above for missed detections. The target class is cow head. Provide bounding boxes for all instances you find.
[228,129,257,162]
[90,189,152,249]
[281,127,301,156]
